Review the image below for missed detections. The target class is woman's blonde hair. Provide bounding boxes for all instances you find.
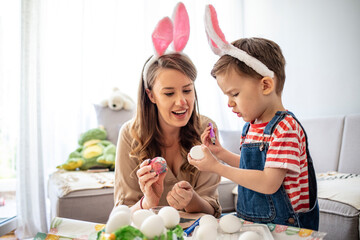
[130,53,201,174]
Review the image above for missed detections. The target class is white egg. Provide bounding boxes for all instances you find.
[109,204,131,219]
[199,214,218,228]
[195,225,217,240]
[219,214,242,233]
[132,209,155,228]
[190,145,204,160]
[140,214,165,239]
[158,206,180,229]
[105,211,131,233]
[238,231,262,240]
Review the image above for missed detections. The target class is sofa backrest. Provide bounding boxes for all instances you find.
[93,104,135,145]
[300,116,345,173]
[338,114,360,174]
[219,130,242,155]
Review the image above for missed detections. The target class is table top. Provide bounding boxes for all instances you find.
[34,215,327,240]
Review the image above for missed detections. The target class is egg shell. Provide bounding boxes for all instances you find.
[105,211,131,233]
[238,231,262,240]
[158,206,180,229]
[140,214,165,239]
[149,157,167,174]
[189,145,204,160]
[219,214,242,233]
[109,204,131,219]
[199,214,218,228]
[132,209,155,228]
[195,224,217,240]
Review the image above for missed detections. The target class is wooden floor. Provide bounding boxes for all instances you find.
[0,231,17,240]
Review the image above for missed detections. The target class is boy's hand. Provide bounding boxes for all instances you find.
[136,159,167,208]
[187,144,220,173]
[201,126,223,157]
[166,181,193,210]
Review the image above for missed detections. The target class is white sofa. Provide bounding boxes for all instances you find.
[48,111,360,240]
[218,114,360,240]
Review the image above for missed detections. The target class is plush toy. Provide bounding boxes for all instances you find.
[101,87,135,111]
[57,126,116,171]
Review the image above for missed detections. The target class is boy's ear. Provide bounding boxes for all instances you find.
[145,89,156,104]
[261,77,275,95]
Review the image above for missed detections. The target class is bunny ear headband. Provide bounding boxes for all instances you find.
[143,2,190,89]
[204,4,274,78]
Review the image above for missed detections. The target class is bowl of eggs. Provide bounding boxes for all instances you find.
[98,205,183,240]
[193,214,274,240]
[150,206,167,214]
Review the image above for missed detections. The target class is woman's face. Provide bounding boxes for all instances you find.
[146,68,195,130]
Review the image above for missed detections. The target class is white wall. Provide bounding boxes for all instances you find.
[241,0,360,120]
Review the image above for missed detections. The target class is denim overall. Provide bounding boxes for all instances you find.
[236,111,319,230]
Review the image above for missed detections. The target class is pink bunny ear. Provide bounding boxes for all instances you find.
[208,5,227,45]
[204,4,275,78]
[172,2,190,52]
[204,4,228,55]
[152,17,174,56]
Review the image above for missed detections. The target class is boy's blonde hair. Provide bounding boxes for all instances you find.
[211,38,286,95]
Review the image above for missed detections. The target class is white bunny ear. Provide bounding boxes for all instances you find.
[204,4,229,56]
[204,4,274,78]
[172,2,190,52]
[205,32,222,56]
[152,17,174,56]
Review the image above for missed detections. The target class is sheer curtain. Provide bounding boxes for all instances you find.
[15,0,242,238]
[16,0,48,238]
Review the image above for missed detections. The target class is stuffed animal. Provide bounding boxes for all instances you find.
[101,87,135,111]
[57,126,116,171]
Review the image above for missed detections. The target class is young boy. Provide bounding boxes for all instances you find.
[187,4,319,230]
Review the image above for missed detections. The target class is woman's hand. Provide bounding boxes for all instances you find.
[201,125,223,157]
[136,159,167,209]
[166,181,193,210]
[187,144,220,173]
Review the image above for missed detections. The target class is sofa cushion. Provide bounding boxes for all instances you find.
[317,172,360,210]
[338,114,360,174]
[218,177,237,213]
[318,198,359,240]
[301,116,345,173]
[49,188,114,224]
[48,170,115,223]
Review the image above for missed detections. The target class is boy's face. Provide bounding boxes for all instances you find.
[216,67,268,123]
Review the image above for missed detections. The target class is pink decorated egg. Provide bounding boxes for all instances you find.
[149,157,167,174]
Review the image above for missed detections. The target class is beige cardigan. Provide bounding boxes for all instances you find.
[114,115,222,217]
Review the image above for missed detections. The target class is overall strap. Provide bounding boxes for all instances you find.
[242,122,251,137]
[263,111,288,135]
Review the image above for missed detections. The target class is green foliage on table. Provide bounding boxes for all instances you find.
[96,224,184,240]
[113,225,144,239]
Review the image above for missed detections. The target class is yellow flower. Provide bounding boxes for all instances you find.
[95,224,106,231]
[45,234,60,240]
[299,229,313,237]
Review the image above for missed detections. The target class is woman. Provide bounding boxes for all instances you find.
[114,53,221,217]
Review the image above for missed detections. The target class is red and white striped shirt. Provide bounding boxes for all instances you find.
[241,115,310,212]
